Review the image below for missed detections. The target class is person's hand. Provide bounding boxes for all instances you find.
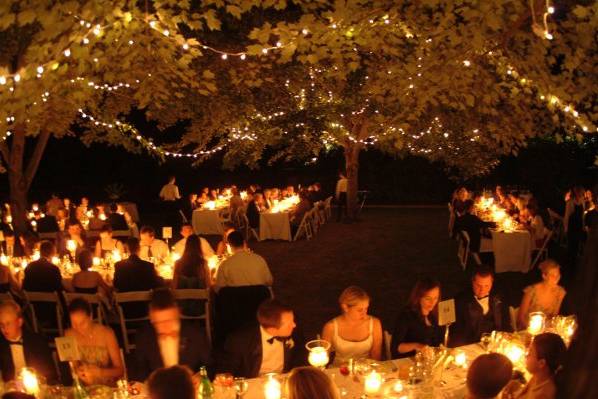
[77,364,102,385]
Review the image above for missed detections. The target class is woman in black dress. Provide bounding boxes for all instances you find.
[391,278,445,358]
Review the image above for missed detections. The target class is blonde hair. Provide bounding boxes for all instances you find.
[286,367,339,399]
[539,259,560,275]
[338,286,369,308]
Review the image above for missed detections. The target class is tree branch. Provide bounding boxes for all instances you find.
[24,129,51,191]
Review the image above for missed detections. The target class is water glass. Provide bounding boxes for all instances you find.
[233,377,249,398]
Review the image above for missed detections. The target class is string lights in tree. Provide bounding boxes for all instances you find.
[531,0,555,40]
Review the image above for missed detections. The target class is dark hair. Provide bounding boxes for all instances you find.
[109,203,118,213]
[177,235,207,282]
[467,353,513,398]
[257,299,293,329]
[4,230,14,238]
[408,278,441,315]
[68,297,92,316]
[148,365,195,399]
[40,240,56,258]
[2,392,36,399]
[181,223,193,230]
[140,226,156,237]
[464,199,475,213]
[150,288,178,311]
[227,230,245,248]
[472,264,494,280]
[222,221,235,232]
[100,224,113,234]
[126,237,140,255]
[76,250,93,271]
[533,333,567,374]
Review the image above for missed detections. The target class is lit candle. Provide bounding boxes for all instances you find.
[51,256,60,265]
[307,346,329,368]
[528,312,545,335]
[393,380,404,393]
[28,212,35,219]
[86,210,94,218]
[20,368,40,395]
[364,370,383,395]
[112,249,121,262]
[32,204,39,212]
[0,254,8,265]
[99,213,107,221]
[32,250,40,261]
[505,343,525,364]
[171,252,181,262]
[205,201,216,210]
[66,239,77,253]
[454,350,467,367]
[264,375,281,399]
[207,255,219,270]
[93,257,101,266]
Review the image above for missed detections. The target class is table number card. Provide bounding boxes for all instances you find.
[55,336,81,362]
[438,299,456,326]
[162,227,172,239]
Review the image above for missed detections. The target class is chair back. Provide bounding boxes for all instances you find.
[115,291,152,353]
[0,292,13,302]
[457,231,470,270]
[509,306,519,332]
[23,291,64,337]
[530,230,553,270]
[174,289,212,345]
[293,211,314,241]
[383,330,393,360]
[63,292,105,324]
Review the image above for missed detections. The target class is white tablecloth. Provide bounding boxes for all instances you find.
[259,212,291,241]
[192,209,224,235]
[223,344,485,399]
[481,230,531,273]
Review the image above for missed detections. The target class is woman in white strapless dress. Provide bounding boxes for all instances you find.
[322,286,383,366]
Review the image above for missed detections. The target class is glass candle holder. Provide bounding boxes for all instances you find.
[263,373,281,399]
[19,367,40,396]
[364,370,383,396]
[527,312,546,335]
[306,339,330,369]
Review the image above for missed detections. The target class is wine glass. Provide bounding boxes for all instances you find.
[233,377,249,398]
[480,333,492,352]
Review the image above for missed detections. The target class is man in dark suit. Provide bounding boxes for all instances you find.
[454,200,495,253]
[22,241,63,293]
[134,288,210,381]
[36,213,59,233]
[113,237,163,292]
[216,299,307,378]
[450,266,511,347]
[0,230,26,257]
[107,203,128,231]
[0,300,57,383]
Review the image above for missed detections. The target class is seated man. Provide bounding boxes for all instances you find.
[139,226,169,262]
[450,266,511,347]
[22,241,63,293]
[57,221,87,257]
[0,300,57,383]
[214,231,273,292]
[147,365,196,399]
[106,203,128,231]
[454,199,495,253]
[216,299,306,378]
[134,288,210,382]
[172,224,215,259]
[466,353,512,399]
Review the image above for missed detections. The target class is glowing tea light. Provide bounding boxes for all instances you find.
[306,339,330,369]
[454,350,467,367]
[207,255,219,270]
[205,201,216,210]
[505,343,525,364]
[32,204,39,212]
[20,259,29,269]
[99,213,107,221]
[20,368,40,395]
[32,250,40,261]
[364,370,383,395]
[93,257,101,266]
[393,380,404,392]
[240,191,248,200]
[0,254,8,265]
[28,212,35,219]
[528,312,545,335]
[264,374,281,399]
[66,240,77,253]
[86,210,94,218]
[112,249,122,262]
[51,256,60,265]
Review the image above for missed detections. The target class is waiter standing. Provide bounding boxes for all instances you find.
[335,171,348,222]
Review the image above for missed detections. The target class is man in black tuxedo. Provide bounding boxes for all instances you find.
[216,299,307,378]
[22,241,63,293]
[450,266,511,347]
[0,300,57,383]
[106,203,128,231]
[454,200,495,253]
[134,288,210,381]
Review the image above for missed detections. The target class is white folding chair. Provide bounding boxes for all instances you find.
[115,291,152,353]
[509,306,520,332]
[457,231,470,270]
[307,209,320,234]
[293,212,314,241]
[530,230,553,270]
[241,213,260,242]
[23,291,64,337]
[174,289,212,345]
[63,292,106,324]
[324,196,333,220]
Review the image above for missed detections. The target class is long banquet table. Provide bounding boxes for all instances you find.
[192,209,225,235]
[259,211,292,241]
[480,230,532,273]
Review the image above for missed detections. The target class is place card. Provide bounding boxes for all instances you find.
[55,336,81,362]
[438,299,456,326]
[162,227,172,239]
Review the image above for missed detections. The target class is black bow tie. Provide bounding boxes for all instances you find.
[267,336,289,345]
[8,340,22,345]
[476,295,489,300]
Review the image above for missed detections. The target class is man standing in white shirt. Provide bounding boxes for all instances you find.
[139,226,170,262]
[0,300,56,383]
[159,176,181,202]
[172,224,215,259]
[335,171,348,222]
[214,231,273,292]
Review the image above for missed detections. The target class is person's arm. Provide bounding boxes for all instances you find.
[517,288,533,330]
[81,327,124,384]
[370,318,383,361]
[391,312,421,358]
[335,180,341,199]
[175,186,181,200]
[94,241,102,257]
[321,321,334,351]
[214,265,225,293]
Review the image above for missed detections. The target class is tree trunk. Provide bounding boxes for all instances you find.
[8,170,28,235]
[344,143,360,220]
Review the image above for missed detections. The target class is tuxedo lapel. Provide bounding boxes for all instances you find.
[0,340,15,381]
[248,326,262,378]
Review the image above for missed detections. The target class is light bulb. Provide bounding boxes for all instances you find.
[548,6,555,14]
[0,76,6,85]
[240,54,246,60]
[544,31,553,40]
[221,54,228,60]
[13,74,20,82]
[64,48,71,56]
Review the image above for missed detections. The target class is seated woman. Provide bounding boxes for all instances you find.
[72,250,111,294]
[451,187,470,216]
[285,367,339,399]
[197,188,210,204]
[246,193,264,230]
[172,235,211,316]
[216,222,236,256]
[321,286,382,365]
[94,226,124,258]
[65,298,124,386]
[517,260,566,330]
[391,278,444,358]
[503,333,566,399]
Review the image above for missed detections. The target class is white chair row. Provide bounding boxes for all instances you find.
[292,197,333,241]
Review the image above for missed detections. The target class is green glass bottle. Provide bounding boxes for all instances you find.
[197,366,214,399]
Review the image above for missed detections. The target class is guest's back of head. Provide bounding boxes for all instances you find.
[285,367,339,399]
[148,366,195,399]
[467,353,513,399]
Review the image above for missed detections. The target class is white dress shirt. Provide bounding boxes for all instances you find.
[259,326,284,376]
[335,178,348,197]
[173,237,215,258]
[10,336,27,373]
[159,183,181,201]
[215,250,273,291]
[158,335,179,367]
[475,296,490,315]
[140,239,170,261]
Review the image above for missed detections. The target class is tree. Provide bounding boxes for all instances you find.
[177,0,596,218]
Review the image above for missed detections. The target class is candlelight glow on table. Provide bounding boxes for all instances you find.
[270,195,300,213]
[364,370,383,396]
[20,367,40,396]
[306,339,330,369]
[263,373,281,399]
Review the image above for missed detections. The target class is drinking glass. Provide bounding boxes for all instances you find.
[480,333,492,352]
[233,377,249,398]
